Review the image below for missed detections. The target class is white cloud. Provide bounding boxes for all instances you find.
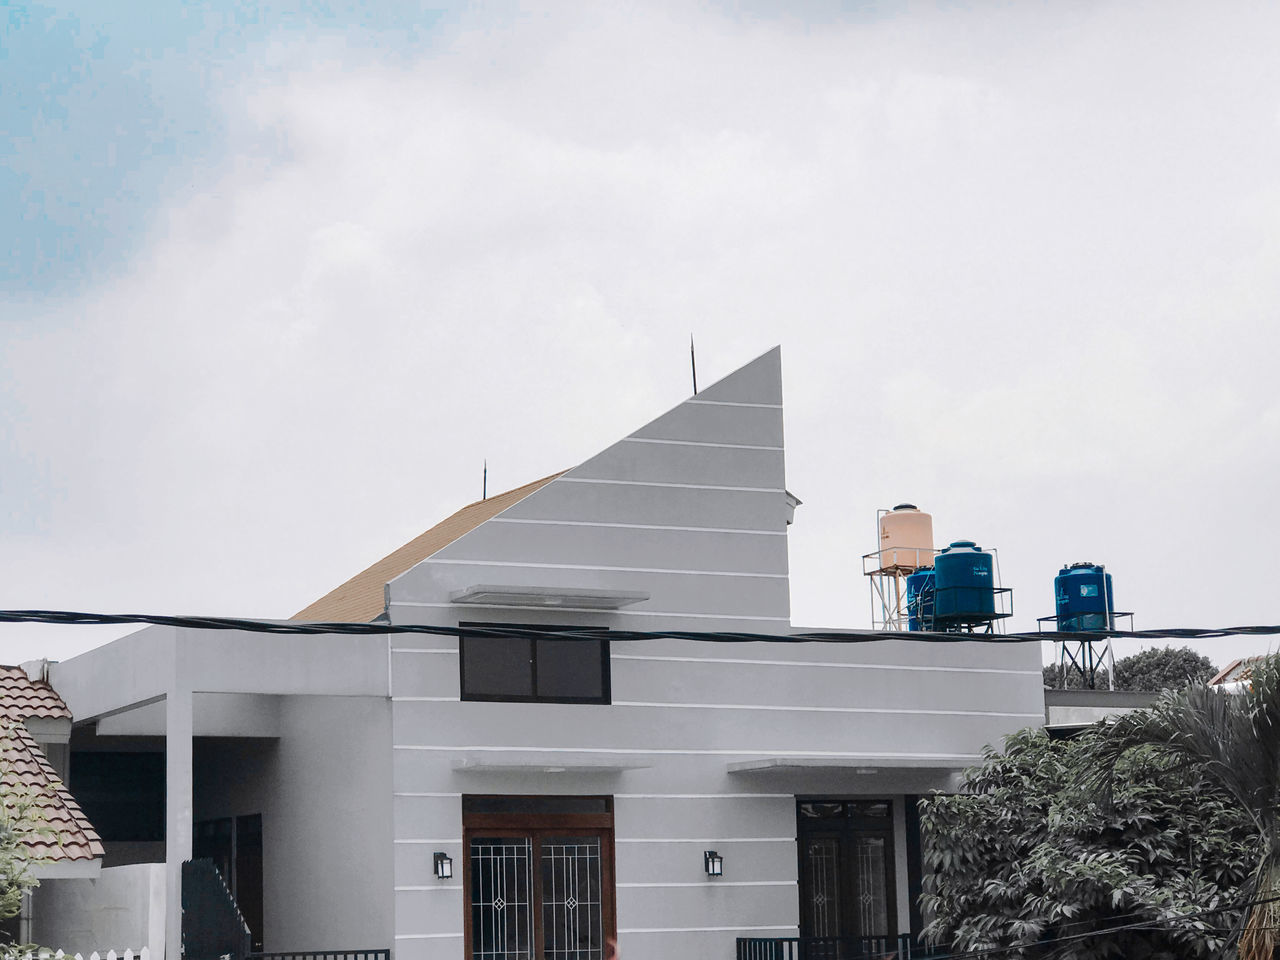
[3,0,1279,667]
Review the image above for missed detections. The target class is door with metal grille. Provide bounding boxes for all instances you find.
[464,797,616,960]
[797,800,897,954]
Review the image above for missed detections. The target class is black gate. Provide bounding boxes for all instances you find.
[182,858,253,960]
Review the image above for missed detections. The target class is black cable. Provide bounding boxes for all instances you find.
[2,608,1280,645]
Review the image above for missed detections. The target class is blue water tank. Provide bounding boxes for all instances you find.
[1055,563,1114,631]
[906,568,935,631]
[933,540,996,622]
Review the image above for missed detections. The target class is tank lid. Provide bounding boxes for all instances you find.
[1067,561,1100,570]
[948,539,977,548]
[892,503,918,511]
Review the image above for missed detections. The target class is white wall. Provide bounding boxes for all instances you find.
[383,350,1046,960]
[194,695,395,953]
[33,864,165,956]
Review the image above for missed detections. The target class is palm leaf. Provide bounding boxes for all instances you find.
[1082,655,1280,960]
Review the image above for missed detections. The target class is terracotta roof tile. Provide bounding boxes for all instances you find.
[2,723,103,862]
[0,666,71,723]
[293,471,565,622]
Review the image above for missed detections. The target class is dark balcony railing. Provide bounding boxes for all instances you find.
[736,936,952,960]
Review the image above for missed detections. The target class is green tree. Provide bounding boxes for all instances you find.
[1043,646,1217,692]
[920,727,1254,959]
[1112,647,1218,692]
[0,726,46,942]
[1085,655,1280,960]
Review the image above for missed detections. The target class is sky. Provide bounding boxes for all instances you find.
[2,0,1279,670]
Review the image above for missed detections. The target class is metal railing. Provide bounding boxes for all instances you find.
[246,952,390,960]
[736,936,952,960]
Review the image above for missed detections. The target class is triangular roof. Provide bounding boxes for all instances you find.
[0,665,103,864]
[295,346,790,627]
[2,722,105,862]
[293,471,565,622]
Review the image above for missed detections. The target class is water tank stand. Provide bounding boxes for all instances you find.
[1040,612,1135,689]
[866,570,910,631]
[1058,637,1113,690]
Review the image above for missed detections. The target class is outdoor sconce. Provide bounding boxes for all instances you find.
[703,850,723,877]
[434,852,454,880]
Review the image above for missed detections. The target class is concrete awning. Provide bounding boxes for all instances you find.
[727,755,978,773]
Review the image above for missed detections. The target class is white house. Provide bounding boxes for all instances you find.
[46,347,1044,959]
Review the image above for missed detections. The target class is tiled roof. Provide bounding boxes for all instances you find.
[0,665,72,723]
[2,723,104,862]
[1209,656,1267,686]
[293,471,566,623]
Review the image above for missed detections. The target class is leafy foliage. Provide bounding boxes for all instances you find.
[920,727,1253,959]
[1084,655,1280,960]
[1043,646,1217,691]
[0,728,45,933]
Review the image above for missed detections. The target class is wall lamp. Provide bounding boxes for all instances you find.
[703,850,723,877]
[434,852,454,880]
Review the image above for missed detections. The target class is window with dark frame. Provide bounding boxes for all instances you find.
[459,624,611,704]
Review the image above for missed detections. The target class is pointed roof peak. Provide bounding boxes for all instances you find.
[692,346,782,406]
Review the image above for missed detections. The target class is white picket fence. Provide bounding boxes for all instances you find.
[6,950,150,960]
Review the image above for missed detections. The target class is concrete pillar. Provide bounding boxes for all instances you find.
[165,671,193,959]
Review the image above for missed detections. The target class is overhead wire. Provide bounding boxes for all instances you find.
[2,608,1279,644]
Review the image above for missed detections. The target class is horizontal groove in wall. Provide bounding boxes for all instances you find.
[389,698,1038,718]
[615,793,791,799]
[488,517,785,536]
[618,925,795,934]
[392,745,981,760]
[616,837,795,844]
[612,700,1044,719]
[621,437,783,451]
[391,648,458,655]
[557,477,786,494]
[611,654,1041,676]
[686,399,783,409]
[422,558,788,578]
[389,601,790,621]
[618,880,793,888]
[394,838,462,845]
[395,885,463,892]
[394,933,463,940]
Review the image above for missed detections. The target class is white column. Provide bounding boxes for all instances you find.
[165,675,193,959]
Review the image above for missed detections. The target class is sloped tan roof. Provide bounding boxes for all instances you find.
[2,722,104,862]
[293,471,565,622]
[0,665,72,723]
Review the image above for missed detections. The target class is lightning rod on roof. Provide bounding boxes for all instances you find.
[690,334,698,395]
[483,460,487,501]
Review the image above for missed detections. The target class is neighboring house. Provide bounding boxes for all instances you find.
[0,663,108,947]
[47,347,1044,960]
[1209,656,1266,693]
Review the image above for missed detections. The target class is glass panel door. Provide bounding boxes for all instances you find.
[470,837,535,960]
[797,800,897,946]
[802,836,843,937]
[852,835,889,938]
[540,836,604,960]
[466,824,614,960]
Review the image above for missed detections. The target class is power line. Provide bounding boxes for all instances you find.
[1,608,1279,644]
